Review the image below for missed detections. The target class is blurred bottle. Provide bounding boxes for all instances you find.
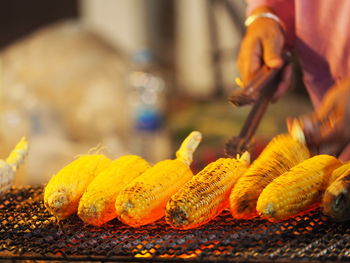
[127,49,171,163]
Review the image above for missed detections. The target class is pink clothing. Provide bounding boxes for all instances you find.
[246,0,350,107]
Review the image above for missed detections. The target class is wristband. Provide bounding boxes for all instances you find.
[244,12,286,32]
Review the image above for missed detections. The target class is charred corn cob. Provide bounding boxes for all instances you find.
[114,131,202,227]
[44,153,111,220]
[0,137,29,195]
[257,155,342,221]
[166,152,250,229]
[229,121,310,219]
[78,155,151,226]
[322,162,350,221]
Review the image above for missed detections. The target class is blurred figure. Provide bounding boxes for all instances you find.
[0,0,175,184]
[0,21,131,184]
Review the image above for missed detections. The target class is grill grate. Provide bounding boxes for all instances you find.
[1,186,350,262]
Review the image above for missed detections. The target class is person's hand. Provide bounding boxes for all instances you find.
[298,79,350,157]
[236,6,290,102]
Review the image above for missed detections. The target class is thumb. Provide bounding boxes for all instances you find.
[262,37,284,69]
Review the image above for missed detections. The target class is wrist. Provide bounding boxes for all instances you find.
[245,9,286,32]
[249,6,274,16]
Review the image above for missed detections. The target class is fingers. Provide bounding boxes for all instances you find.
[262,34,284,69]
[272,64,292,101]
[237,38,262,85]
[297,114,320,147]
[297,80,350,157]
[299,110,345,149]
[237,18,285,88]
[292,115,342,156]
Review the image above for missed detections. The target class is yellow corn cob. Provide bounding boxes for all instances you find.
[257,155,342,221]
[78,155,151,226]
[229,121,310,219]
[322,162,350,221]
[5,137,29,171]
[114,131,202,227]
[0,160,13,195]
[0,137,29,195]
[44,153,111,220]
[327,161,350,186]
[165,152,250,229]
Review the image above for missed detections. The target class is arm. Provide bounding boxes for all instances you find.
[246,0,295,46]
[298,80,350,160]
[236,1,295,102]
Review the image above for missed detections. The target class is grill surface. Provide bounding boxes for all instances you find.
[1,186,350,262]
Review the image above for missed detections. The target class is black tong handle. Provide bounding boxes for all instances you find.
[225,61,288,157]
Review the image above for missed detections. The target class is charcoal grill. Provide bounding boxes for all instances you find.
[1,186,350,262]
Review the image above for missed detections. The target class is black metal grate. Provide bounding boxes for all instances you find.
[1,186,350,262]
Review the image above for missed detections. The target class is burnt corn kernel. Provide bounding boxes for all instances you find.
[115,131,202,227]
[322,162,350,221]
[257,155,342,221]
[166,153,250,229]
[229,132,310,220]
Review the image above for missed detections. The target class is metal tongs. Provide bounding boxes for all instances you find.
[225,57,289,157]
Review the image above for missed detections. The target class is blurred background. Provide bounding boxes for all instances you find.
[0,0,312,185]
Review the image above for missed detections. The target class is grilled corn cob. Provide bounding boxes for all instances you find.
[5,137,29,171]
[322,162,350,221]
[0,137,29,195]
[166,152,250,229]
[229,121,310,219]
[44,153,111,220]
[78,155,151,226]
[257,155,342,221]
[114,131,202,227]
[327,161,350,187]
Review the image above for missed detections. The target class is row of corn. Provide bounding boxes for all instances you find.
[44,123,350,229]
[229,121,350,223]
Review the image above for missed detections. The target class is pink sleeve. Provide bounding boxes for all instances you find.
[246,0,295,47]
